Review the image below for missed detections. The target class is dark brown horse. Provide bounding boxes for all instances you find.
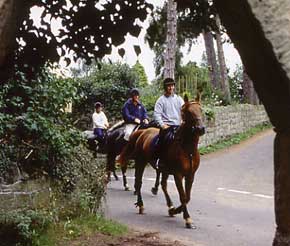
[118,94,205,228]
[86,121,161,193]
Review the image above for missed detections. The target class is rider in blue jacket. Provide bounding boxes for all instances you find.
[122,88,149,141]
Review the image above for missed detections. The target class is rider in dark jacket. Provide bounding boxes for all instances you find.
[122,88,148,141]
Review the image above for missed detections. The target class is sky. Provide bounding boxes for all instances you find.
[30,0,241,81]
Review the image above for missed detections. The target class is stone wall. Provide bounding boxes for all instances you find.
[199,104,269,147]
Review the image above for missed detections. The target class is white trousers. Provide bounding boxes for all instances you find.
[124,124,138,141]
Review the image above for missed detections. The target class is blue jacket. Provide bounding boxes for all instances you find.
[122,99,148,123]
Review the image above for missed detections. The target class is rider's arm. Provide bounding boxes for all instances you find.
[154,97,165,128]
[92,113,100,128]
[122,102,135,123]
[102,112,109,128]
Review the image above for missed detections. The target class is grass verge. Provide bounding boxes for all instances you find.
[35,214,128,246]
[199,123,272,155]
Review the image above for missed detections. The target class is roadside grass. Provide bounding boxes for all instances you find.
[35,214,128,246]
[199,123,272,155]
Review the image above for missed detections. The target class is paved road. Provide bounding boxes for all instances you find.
[105,129,276,246]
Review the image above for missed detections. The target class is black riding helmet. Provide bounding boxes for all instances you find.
[95,102,102,108]
[130,88,140,97]
[163,77,175,89]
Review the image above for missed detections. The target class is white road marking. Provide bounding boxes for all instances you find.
[227,189,251,195]
[114,176,274,200]
[217,187,273,199]
[253,193,273,199]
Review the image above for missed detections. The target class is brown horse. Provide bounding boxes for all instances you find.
[118,94,205,228]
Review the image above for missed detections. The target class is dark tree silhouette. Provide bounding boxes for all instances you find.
[0,0,152,82]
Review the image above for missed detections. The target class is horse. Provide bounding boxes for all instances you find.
[84,121,161,193]
[118,93,205,228]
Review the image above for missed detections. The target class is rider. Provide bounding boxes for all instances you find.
[92,102,109,145]
[122,88,149,141]
[153,77,184,167]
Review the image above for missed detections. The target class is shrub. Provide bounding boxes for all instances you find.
[73,62,139,127]
[0,65,107,245]
[0,209,52,246]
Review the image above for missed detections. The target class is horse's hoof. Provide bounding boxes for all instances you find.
[139,206,144,214]
[168,206,176,217]
[185,218,196,229]
[185,222,193,229]
[124,186,130,191]
[151,187,158,195]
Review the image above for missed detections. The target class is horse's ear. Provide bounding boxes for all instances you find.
[195,92,202,103]
[184,94,189,103]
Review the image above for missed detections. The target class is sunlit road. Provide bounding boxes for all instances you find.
[105,129,275,246]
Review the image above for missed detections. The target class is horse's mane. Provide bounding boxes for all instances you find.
[107,120,125,133]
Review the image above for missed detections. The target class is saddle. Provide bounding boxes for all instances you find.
[150,126,179,169]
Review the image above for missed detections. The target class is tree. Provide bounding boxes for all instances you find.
[73,62,139,125]
[202,30,220,90]
[215,15,231,102]
[0,0,153,82]
[242,66,259,105]
[132,60,148,87]
[176,61,211,98]
[164,0,178,79]
[213,1,290,244]
[146,0,215,79]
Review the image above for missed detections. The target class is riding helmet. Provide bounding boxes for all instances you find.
[163,77,175,88]
[95,102,102,108]
[130,88,140,96]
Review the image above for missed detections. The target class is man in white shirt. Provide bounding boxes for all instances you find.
[92,102,109,144]
[153,78,184,168]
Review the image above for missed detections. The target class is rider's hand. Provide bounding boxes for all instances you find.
[143,119,149,125]
[162,124,170,129]
[134,118,141,124]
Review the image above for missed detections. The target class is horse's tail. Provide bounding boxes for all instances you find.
[118,130,143,168]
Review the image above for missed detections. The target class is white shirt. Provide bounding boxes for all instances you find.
[92,111,109,129]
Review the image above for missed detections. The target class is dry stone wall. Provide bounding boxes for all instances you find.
[199,104,269,147]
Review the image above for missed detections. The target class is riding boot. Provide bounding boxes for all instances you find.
[154,128,168,169]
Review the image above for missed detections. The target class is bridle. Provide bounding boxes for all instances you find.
[181,101,203,125]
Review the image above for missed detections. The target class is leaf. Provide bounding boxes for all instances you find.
[133,45,141,57]
[118,48,125,58]
[64,58,71,66]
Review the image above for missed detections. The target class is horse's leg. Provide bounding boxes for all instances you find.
[151,169,161,195]
[106,153,118,182]
[160,172,175,216]
[174,174,193,229]
[113,170,119,181]
[121,163,130,191]
[134,160,146,214]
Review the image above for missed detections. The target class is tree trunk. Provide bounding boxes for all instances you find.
[215,15,231,102]
[0,0,19,83]
[242,67,259,104]
[163,0,177,79]
[0,0,28,83]
[202,30,220,90]
[213,1,290,245]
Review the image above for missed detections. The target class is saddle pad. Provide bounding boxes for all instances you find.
[82,130,97,140]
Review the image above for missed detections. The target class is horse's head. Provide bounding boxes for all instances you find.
[181,93,205,136]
